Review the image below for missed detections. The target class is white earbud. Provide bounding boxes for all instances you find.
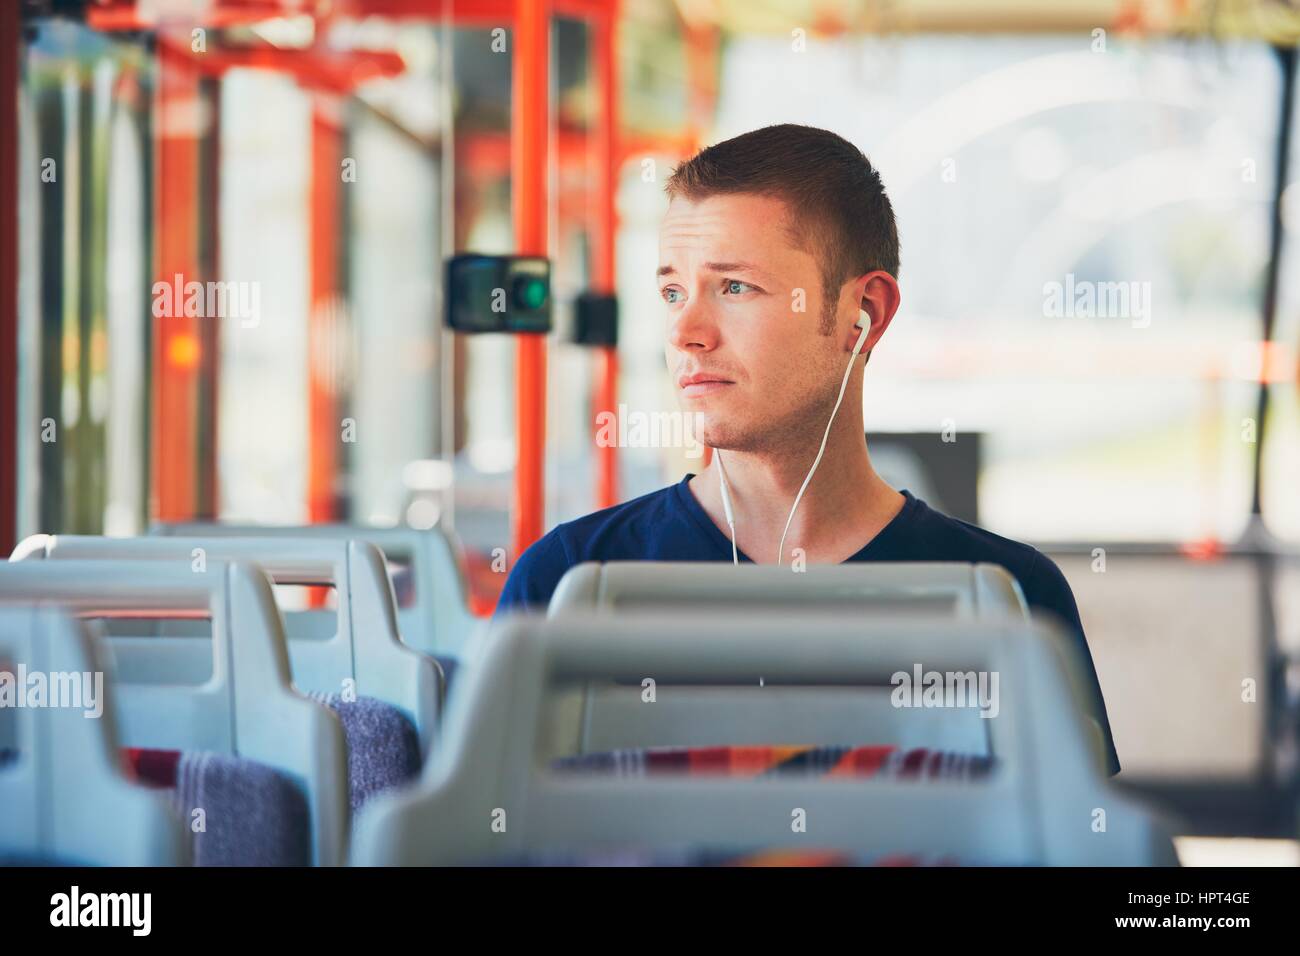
[853,319,870,356]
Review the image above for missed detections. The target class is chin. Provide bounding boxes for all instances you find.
[678,395,757,451]
[695,419,753,452]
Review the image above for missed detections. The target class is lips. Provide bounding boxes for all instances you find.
[677,372,734,397]
[677,372,734,388]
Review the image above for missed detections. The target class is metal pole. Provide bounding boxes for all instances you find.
[511,0,549,558]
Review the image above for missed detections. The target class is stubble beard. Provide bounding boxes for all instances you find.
[696,368,846,460]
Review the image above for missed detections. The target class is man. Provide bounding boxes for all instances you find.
[496,123,1120,775]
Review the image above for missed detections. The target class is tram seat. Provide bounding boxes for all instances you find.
[0,605,189,866]
[0,560,350,866]
[150,522,480,662]
[352,613,1178,866]
[12,533,442,756]
[542,561,1056,760]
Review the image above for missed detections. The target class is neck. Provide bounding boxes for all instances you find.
[692,412,904,565]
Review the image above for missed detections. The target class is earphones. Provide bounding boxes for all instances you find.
[715,310,872,566]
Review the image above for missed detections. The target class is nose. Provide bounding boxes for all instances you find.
[667,296,719,354]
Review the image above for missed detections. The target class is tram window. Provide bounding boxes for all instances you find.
[16,23,152,538]
[448,27,515,558]
[104,90,148,537]
[613,34,1283,544]
[542,17,598,530]
[343,23,445,528]
[217,70,312,525]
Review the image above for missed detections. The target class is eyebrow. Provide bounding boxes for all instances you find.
[656,261,765,279]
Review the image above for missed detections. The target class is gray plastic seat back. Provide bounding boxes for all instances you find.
[150,522,480,655]
[547,562,1029,756]
[549,561,1029,618]
[352,613,1176,866]
[0,606,189,866]
[14,534,441,753]
[0,560,349,866]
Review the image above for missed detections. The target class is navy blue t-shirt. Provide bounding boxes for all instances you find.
[497,474,1120,775]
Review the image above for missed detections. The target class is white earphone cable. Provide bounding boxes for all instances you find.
[776,329,869,565]
[711,316,870,569]
[716,449,740,565]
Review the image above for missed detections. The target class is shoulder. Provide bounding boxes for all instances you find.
[493,482,682,616]
[902,498,1081,628]
[546,481,685,557]
[493,529,571,617]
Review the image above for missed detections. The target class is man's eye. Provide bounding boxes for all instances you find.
[724,280,753,295]
[662,287,683,304]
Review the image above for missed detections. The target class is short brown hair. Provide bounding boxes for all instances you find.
[665,124,899,333]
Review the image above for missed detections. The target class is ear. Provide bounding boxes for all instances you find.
[853,271,901,355]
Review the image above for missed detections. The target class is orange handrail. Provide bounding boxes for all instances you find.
[591,1,620,508]
[511,0,550,559]
[151,36,203,522]
[308,97,344,524]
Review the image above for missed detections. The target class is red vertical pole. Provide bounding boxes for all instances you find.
[308,96,341,524]
[591,2,619,509]
[151,37,201,521]
[512,0,548,557]
[0,0,18,554]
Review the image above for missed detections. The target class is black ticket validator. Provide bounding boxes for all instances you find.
[445,254,552,334]
[572,292,618,348]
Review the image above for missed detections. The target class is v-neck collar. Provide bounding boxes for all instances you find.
[672,473,920,564]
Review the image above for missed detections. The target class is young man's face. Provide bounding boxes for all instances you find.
[659,192,854,453]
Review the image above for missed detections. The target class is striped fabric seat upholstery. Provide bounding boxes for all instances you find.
[550,744,993,781]
[124,749,311,866]
[306,694,421,812]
